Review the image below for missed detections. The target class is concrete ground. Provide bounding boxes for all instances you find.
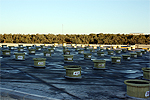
[0,45,150,100]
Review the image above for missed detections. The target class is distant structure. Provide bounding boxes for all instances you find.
[129,33,144,35]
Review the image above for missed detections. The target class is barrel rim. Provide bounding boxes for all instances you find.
[33,58,46,61]
[64,65,81,69]
[93,60,106,63]
[124,79,150,87]
[142,67,150,72]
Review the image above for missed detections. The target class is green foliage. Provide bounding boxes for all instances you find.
[0,33,149,44]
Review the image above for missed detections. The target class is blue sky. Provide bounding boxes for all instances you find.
[0,0,149,34]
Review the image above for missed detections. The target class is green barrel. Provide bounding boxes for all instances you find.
[63,50,70,55]
[14,53,25,60]
[2,45,7,48]
[136,51,142,57]
[122,55,131,60]
[40,45,46,48]
[141,50,146,54]
[97,52,105,56]
[108,51,114,55]
[93,60,106,69]
[48,48,54,53]
[18,47,24,51]
[78,50,84,54]
[28,49,36,54]
[9,46,14,50]
[124,79,150,98]
[63,46,67,49]
[33,58,46,67]
[26,46,31,49]
[100,49,104,52]
[115,50,121,54]
[63,55,73,62]
[64,65,81,79]
[2,50,11,56]
[18,44,23,47]
[36,47,41,51]
[130,53,137,58]
[111,56,121,63]
[84,47,89,50]
[84,53,92,59]
[43,51,51,57]
[142,68,150,80]
[122,49,127,53]
[75,48,80,51]
[90,49,95,52]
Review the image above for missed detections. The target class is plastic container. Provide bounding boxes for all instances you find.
[124,79,150,98]
[84,47,89,50]
[9,46,14,50]
[40,45,46,48]
[122,49,127,53]
[97,52,105,56]
[108,51,114,55]
[43,51,51,57]
[122,55,130,60]
[115,50,121,54]
[33,58,46,68]
[93,60,106,69]
[111,56,121,63]
[78,50,84,54]
[2,45,7,48]
[14,53,25,60]
[63,55,73,62]
[48,48,54,53]
[141,50,146,54]
[18,47,24,51]
[84,53,92,59]
[63,50,70,55]
[26,46,31,49]
[36,47,41,51]
[142,68,150,80]
[18,45,23,47]
[2,50,10,56]
[100,49,104,52]
[64,65,81,79]
[136,51,142,57]
[130,53,137,58]
[28,49,36,54]
[90,49,95,52]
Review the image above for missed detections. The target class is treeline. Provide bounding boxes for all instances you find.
[0,33,149,45]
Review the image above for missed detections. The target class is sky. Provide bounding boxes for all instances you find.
[0,0,150,34]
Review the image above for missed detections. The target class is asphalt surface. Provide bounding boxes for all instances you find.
[0,45,150,100]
